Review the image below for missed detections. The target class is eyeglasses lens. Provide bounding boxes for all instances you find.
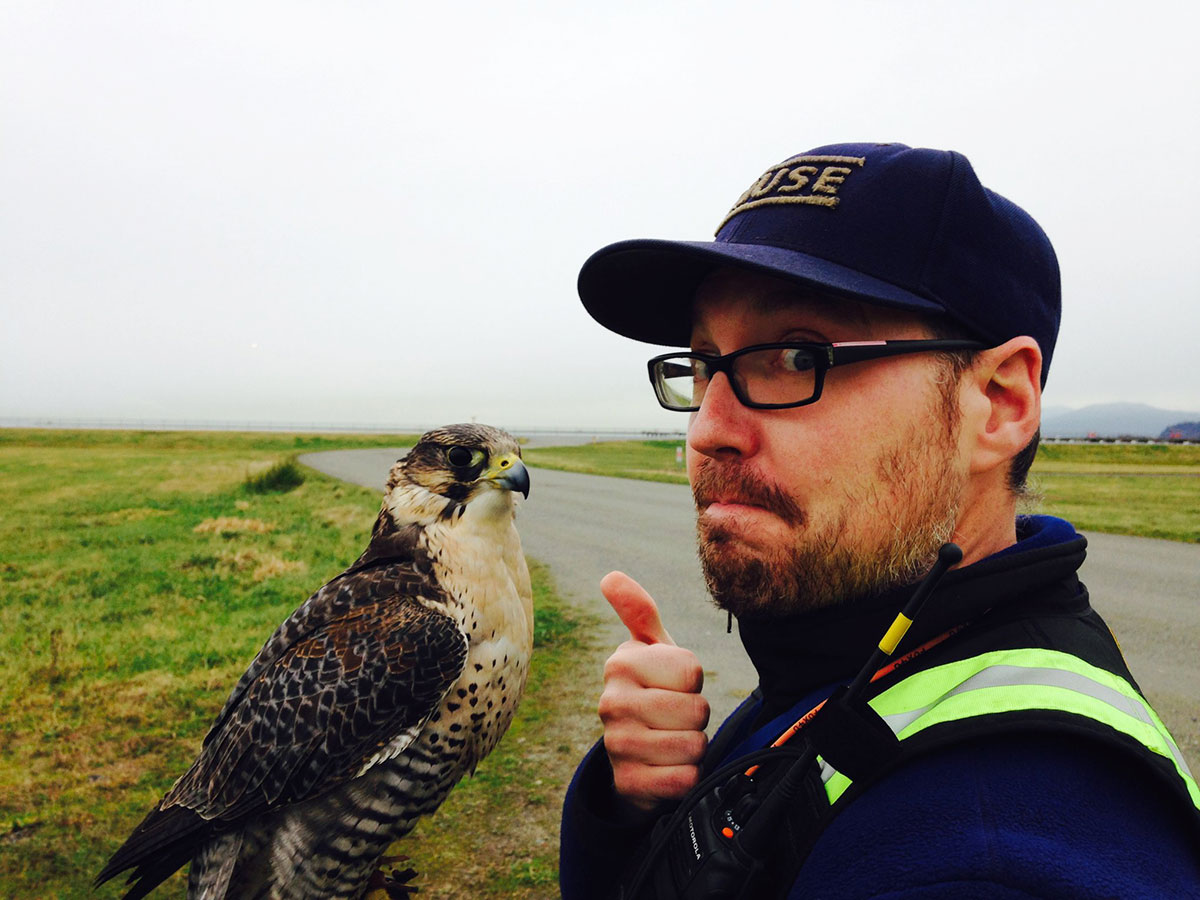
[654,347,820,410]
[655,359,704,409]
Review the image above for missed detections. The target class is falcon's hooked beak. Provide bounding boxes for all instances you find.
[482,454,530,499]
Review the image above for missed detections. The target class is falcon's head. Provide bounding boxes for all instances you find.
[391,424,530,509]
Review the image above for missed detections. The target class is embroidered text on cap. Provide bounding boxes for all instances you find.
[718,155,867,232]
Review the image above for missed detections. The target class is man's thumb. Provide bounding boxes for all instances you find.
[600,571,675,646]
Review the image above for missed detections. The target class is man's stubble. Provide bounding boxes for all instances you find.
[693,379,965,618]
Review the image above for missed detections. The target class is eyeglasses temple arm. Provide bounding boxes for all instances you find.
[828,339,986,366]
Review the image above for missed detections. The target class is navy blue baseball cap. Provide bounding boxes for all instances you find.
[578,142,1061,383]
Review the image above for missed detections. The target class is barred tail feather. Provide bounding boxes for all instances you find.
[187,829,243,900]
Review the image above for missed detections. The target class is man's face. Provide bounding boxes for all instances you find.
[687,269,968,618]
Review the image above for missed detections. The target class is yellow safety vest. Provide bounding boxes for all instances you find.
[819,647,1200,814]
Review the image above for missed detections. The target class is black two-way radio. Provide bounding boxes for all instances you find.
[621,543,964,900]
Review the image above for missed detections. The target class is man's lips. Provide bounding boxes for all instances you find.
[701,498,772,513]
[699,504,780,538]
[691,462,804,527]
[699,500,789,532]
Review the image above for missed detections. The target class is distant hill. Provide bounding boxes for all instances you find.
[1041,403,1200,438]
[1160,421,1200,440]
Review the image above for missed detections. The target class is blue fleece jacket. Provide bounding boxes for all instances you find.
[559,517,1200,899]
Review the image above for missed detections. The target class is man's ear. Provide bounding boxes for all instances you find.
[963,337,1042,476]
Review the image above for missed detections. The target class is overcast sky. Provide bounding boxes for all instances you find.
[3,1,1198,431]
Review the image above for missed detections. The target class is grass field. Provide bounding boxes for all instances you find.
[523,440,1200,542]
[1030,446,1200,543]
[0,429,597,899]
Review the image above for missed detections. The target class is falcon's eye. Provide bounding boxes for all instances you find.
[446,446,475,468]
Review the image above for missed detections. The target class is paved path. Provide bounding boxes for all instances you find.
[301,448,1200,769]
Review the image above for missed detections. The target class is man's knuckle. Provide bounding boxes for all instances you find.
[597,690,621,722]
[663,765,700,797]
[604,726,648,760]
[611,766,640,797]
[603,654,631,681]
[662,730,705,762]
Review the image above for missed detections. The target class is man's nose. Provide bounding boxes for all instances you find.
[687,372,759,461]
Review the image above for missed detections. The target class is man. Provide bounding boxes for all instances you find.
[559,143,1200,899]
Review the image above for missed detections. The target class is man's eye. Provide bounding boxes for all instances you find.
[781,349,816,372]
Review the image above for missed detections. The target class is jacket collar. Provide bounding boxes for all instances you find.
[736,516,1088,723]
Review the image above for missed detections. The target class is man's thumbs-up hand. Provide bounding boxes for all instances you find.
[597,571,710,812]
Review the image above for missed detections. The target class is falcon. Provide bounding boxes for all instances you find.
[96,424,533,900]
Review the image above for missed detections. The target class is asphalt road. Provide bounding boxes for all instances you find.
[300,448,1200,770]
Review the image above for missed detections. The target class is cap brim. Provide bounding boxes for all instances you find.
[578,238,948,347]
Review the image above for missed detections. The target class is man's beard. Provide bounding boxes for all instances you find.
[693,398,964,619]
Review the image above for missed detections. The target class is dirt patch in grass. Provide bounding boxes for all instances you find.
[216,548,308,581]
[193,516,275,535]
[319,504,378,530]
[80,508,176,527]
[155,459,269,495]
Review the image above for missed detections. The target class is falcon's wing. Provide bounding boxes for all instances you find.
[171,588,467,817]
[96,560,465,894]
[207,518,443,743]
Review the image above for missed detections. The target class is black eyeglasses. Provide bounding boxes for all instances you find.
[647,339,986,411]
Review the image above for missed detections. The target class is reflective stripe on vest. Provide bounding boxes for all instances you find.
[819,647,1200,810]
